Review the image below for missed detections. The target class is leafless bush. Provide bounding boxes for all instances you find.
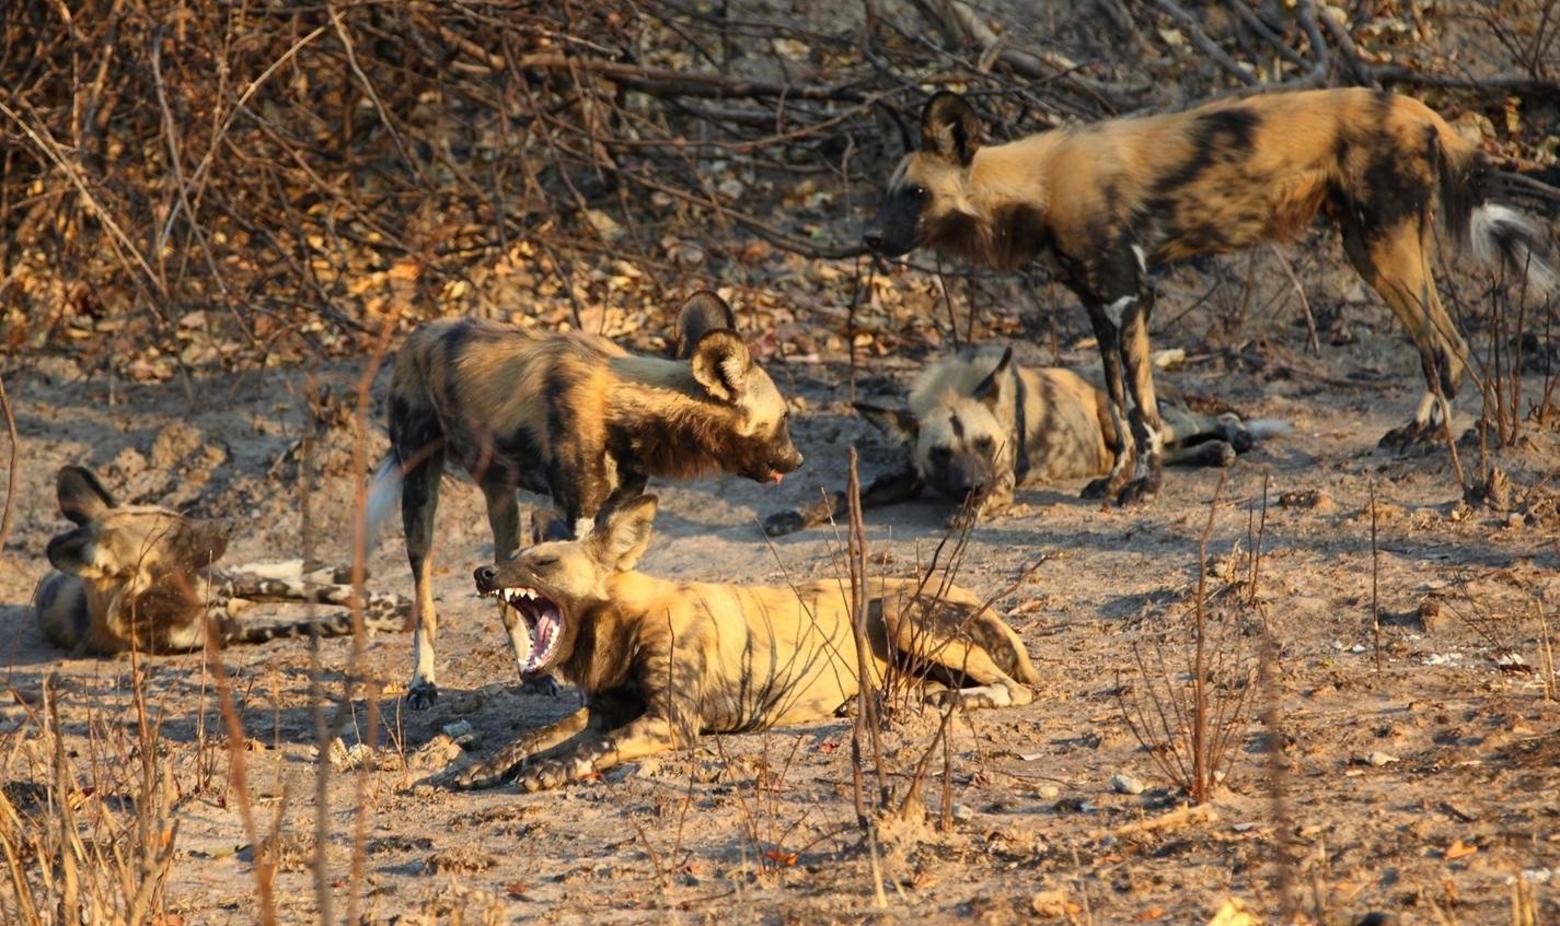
[1117,473,1257,805]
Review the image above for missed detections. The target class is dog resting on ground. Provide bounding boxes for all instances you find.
[764,345,1281,536]
[866,88,1559,505]
[369,292,805,709]
[446,495,1039,792]
[32,466,409,655]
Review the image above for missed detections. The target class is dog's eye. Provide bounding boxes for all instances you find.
[906,184,927,200]
[529,556,559,570]
[974,436,996,453]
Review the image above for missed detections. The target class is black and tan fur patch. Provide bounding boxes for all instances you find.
[33,466,408,655]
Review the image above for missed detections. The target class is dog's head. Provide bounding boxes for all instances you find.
[45,466,230,598]
[473,496,659,678]
[856,346,1016,501]
[865,92,985,258]
[672,291,804,483]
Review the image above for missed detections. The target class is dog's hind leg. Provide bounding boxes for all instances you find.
[401,442,445,709]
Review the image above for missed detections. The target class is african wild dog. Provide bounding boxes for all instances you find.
[33,466,408,655]
[370,292,804,709]
[867,88,1558,505]
[444,495,1038,792]
[763,345,1278,535]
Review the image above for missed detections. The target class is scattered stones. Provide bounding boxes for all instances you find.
[1109,773,1145,795]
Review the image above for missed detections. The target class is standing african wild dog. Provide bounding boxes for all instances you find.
[763,345,1277,535]
[33,466,409,655]
[448,495,1039,793]
[867,88,1558,505]
[371,292,804,708]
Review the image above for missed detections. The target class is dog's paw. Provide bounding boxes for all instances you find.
[405,680,439,710]
[515,759,569,793]
[1114,474,1161,506]
[520,675,561,697]
[1378,420,1438,454]
[1080,477,1115,500]
[762,511,806,537]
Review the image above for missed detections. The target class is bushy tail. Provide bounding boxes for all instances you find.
[363,454,402,555]
[1437,135,1558,296]
[1469,204,1560,296]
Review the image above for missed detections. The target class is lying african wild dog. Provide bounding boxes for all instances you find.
[868,88,1559,505]
[446,495,1038,792]
[32,466,409,655]
[763,345,1277,535]
[370,292,804,709]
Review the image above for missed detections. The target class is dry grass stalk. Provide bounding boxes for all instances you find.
[1535,601,1557,702]
[1370,480,1383,675]
[1117,472,1255,805]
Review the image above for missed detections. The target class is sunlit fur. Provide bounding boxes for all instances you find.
[35,466,407,654]
[450,496,1040,792]
[378,292,804,710]
[874,87,1559,501]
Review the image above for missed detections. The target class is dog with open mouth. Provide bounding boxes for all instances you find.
[370,291,804,709]
[448,495,1040,793]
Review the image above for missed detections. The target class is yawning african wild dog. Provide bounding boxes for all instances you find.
[763,345,1275,536]
[371,292,804,709]
[33,466,408,655]
[445,495,1038,792]
[867,88,1558,505]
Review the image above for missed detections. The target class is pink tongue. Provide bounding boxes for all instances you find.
[770,471,784,486]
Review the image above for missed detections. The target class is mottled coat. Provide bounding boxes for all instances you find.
[869,88,1557,504]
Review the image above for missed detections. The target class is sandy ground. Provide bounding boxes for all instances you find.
[3,280,1559,924]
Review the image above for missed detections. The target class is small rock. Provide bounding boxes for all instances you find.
[1036,784,1060,800]
[950,803,975,822]
[1110,773,1146,795]
[407,734,462,771]
[1505,512,1524,531]
[1362,751,1399,767]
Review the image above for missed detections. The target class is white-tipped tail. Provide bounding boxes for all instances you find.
[1470,204,1559,296]
[363,455,402,555]
[1243,418,1293,441]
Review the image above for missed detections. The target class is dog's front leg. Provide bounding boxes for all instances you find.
[514,713,684,792]
[1079,297,1134,501]
[447,706,593,789]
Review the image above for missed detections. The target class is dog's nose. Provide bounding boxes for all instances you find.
[474,565,497,586]
[863,228,884,251]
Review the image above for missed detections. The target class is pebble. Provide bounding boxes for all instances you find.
[1110,773,1146,795]
[1364,751,1399,767]
[1036,784,1061,800]
[951,803,975,822]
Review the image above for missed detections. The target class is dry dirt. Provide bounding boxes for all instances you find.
[3,269,1559,924]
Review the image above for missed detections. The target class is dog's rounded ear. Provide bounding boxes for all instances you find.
[854,402,920,446]
[672,291,738,359]
[921,92,981,168]
[57,466,117,525]
[46,527,98,575]
[690,330,753,403]
[972,346,1014,408]
[591,496,658,572]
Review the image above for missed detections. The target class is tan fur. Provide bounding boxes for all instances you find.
[452,497,1039,792]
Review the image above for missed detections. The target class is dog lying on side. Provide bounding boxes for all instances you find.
[764,345,1278,536]
[33,466,409,655]
[369,292,805,709]
[446,495,1039,792]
